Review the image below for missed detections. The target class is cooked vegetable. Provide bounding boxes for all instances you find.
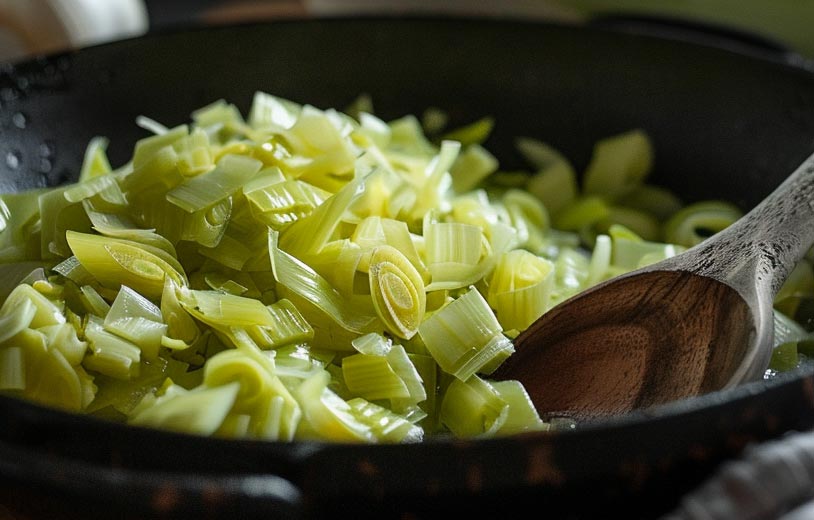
[0,93,810,442]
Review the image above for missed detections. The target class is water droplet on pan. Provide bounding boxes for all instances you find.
[39,141,55,157]
[12,112,26,129]
[39,158,52,173]
[5,150,22,170]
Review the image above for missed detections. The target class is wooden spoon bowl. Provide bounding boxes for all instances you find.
[499,270,752,419]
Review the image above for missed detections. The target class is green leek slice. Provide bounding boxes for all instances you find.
[166,154,262,213]
[342,353,410,401]
[418,287,514,381]
[582,129,653,199]
[1,283,65,329]
[487,250,555,332]
[294,369,372,442]
[78,136,113,181]
[439,375,508,438]
[0,346,25,391]
[104,286,166,361]
[663,201,743,247]
[129,382,240,436]
[490,380,548,435]
[66,231,187,301]
[346,397,423,442]
[83,316,141,380]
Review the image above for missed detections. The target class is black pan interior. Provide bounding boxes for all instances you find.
[2,17,814,520]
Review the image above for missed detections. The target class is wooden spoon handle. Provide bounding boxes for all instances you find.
[674,150,814,298]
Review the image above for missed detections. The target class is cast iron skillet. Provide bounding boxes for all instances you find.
[3,17,814,520]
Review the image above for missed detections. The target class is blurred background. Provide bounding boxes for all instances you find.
[1,0,813,63]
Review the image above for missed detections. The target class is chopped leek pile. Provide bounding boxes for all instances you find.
[1,93,812,443]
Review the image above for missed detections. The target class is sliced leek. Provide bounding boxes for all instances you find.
[368,245,426,339]
[3,92,808,443]
[418,287,514,381]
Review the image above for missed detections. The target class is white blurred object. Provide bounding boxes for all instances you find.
[306,0,581,21]
[0,0,148,62]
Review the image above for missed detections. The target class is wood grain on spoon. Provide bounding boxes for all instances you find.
[494,270,752,419]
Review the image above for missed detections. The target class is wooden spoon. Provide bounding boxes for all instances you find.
[492,151,814,420]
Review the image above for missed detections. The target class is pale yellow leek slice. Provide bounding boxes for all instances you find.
[66,231,187,301]
[203,348,277,413]
[213,329,302,440]
[346,397,423,443]
[174,128,214,176]
[128,381,240,436]
[351,332,391,357]
[246,299,314,349]
[609,224,683,270]
[160,278,200,350]
[25,345,85,412]
[450,143,498,194]
[351,216,425,276]
[132,124,188,169]
[582,129,653,199]
[553,195,610,231]
[355,112,391,149]
[487,250,555,332]
[87,355,188,416]
[424,221,483,288]
[502,188,550,251]
[617,184,684,222]
[39,322,87,366]
[177,287,275,329]
[122,146,182,195]
[489,380,548,435]
[0,190,45,263]
[442,117,494,146]
[280,106,358,190]
[293,369,372,442]
[0,298,36,344]
[277,177,363,259]
[104,285,167,361]
[268,229,379,338]
[368,245,426,340]
[248,91,301,131]
[418,286,514,381]
[663,200,743,247]
[439,375,508,438]
[386,344,427,406]
[342,352,409,401]
[586,234,612,287]
[603,206,661,242]
[1,283,65,330]
[515,136,572,171]
[244,175,329,229]
[0,346,25,391]
[79,284,111,317]
[83,315,141,380]
[64,174,126,207]
[525,159,579,217]
[166,154,262,213]
[78,136,113,181]
[83,205,179,257]
[38,187,93,259]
